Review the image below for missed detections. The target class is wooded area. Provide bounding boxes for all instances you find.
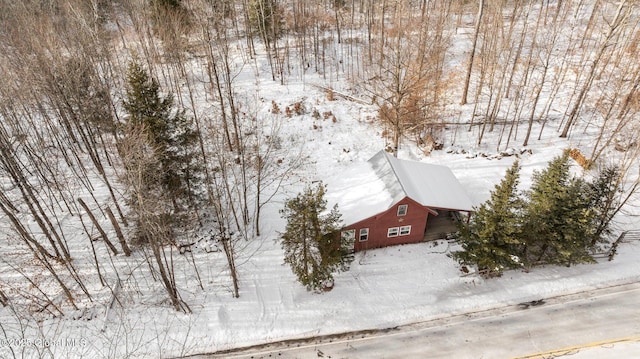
[0,0,638,316]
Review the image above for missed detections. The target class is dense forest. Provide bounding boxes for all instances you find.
[0,0,638,328]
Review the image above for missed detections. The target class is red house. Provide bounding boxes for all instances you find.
[326,151,474,251]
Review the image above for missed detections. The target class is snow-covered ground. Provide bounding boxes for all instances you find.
[2,88,639,357]
[4,235,638,358]
[2,59,640,358]
[1,83,638,359]
[2,3,640,357]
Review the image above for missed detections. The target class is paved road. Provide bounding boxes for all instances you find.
[200,282,640,359]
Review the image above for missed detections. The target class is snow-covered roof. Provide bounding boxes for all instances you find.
[326,150,474,226]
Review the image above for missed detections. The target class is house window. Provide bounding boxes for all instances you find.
[397,204,408,216]
[341,229,355,241]
[359,228,369,241]
[399,225,411,236]
[387,227,399,237]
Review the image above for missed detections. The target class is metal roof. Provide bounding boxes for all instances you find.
[326,150,474,226]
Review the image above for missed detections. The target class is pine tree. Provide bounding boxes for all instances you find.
[522,151,595,267]
[587,165,622,245]
[453,161,524,277]
[124,60,173,149]
[123,60,202,211]
[280,183,353,291]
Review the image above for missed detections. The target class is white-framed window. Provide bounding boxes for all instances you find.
[397,204,408,216]
[399,225,411,236]
[341,229,355,241]
[359,228,369,241]
[387,227,399,237]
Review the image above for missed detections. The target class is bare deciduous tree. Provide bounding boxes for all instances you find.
[118,124,189,312]
[361,0,452,156]
[461,0,483,106]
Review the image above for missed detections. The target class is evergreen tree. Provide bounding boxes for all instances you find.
[522,151,595,267]
[280,183,353,291]
[453,161,524,277]
[123,60,202,211]
[124,60,173,148]
[587,165,622,245]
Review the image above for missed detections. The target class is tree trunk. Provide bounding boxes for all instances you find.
[106,206,131,256]
[221,235,240,298]
[78,211,106,287]
[461,0,484,105]
[151,241,182,311]
[560,0,628,138]
[78,198,119,255]
[0,288,7,307]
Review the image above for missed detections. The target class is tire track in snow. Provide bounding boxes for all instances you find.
[351,273,371,294]
[254,279,279,332]
[253,279,266,321]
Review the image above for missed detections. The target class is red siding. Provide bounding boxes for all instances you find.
[344,197,433,251]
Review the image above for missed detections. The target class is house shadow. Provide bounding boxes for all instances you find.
[424,210,461,242]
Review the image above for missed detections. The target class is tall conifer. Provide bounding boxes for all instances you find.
[453,161,524,277]
[123,60,202,211]
[522,151,595,267]
[280,183,352,291]
[587,165,622,245]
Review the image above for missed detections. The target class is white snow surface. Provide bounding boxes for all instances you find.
[0,104,640,358]
[381,151,475,212]
[325,150,474,226]
[3,76,639,357]
[1,85,639,359]
[324,159,397,227]
[2,9,640,359]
